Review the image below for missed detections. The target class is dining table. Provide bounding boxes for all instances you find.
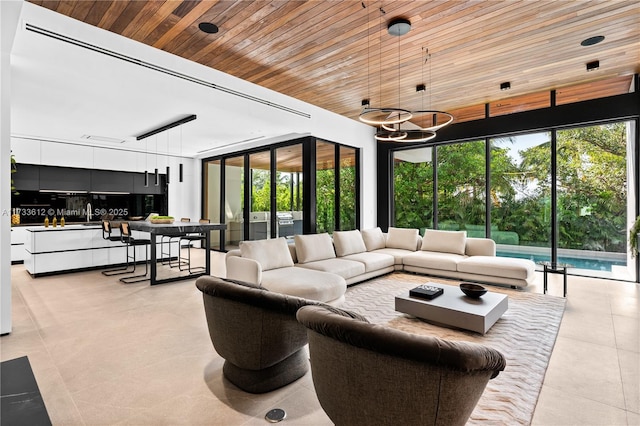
[128,221,226,285]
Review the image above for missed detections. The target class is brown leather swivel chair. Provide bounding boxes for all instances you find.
[195,276,322,393]
[297,304,507,426]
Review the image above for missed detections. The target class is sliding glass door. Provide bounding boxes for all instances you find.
[393,147,434,231]
[556,123,629,278]
[490,133,552,261]
[275,144,303,238]
[437,141,486,235]
[391,121,635,280]
[204,159,222,250]
[224,155,244,249]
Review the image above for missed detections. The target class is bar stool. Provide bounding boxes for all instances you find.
[101,220,131,276]
[161,218,190,268]
[178,219,209,274]
[119,222,151,284]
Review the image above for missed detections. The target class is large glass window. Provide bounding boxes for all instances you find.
[316,141,335,234]
[437,141,486,236]
[224,155,244,249]
[249,151,270,240]
[204,137,358,244]
[339,146,357,230]
[490,133,552,260]
[276,144,303,238]
[556,123,629,278]
[393,147,434,231]
[390,121,635,280]
[204,159,222,250]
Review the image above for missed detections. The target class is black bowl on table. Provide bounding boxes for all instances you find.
[459,282,487,298]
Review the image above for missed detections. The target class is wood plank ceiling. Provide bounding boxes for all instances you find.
[30,0,640,126]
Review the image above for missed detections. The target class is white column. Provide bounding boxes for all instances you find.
[1,0,23,335]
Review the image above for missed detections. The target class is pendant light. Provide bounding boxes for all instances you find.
[359,8,452,141]
[154,135,159,186]
[179,126,184,183]
[144,137,149,187]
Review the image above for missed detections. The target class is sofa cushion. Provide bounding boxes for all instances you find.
[361,227,386,251]
[402,251,466,272]
[386,227,419,251]
[422,229,467,255]
[239,237,294,271]
[341,252,395,272]
[295,233,336,264]
[296,258,366,280]
[261,267,346,303]
[370,248,413,265]
[333,230,367,257]
[457,256,535,280]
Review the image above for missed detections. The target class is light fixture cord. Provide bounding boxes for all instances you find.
[365,1,370,105]
[397,27,401,120]
[378,6,383,108]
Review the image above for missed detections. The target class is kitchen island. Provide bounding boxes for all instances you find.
[23,223,152,276]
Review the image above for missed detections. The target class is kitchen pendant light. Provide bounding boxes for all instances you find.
[179,126,184,183]
[144,137,149,187]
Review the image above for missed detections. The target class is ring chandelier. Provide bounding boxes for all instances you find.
[358,11,453,142]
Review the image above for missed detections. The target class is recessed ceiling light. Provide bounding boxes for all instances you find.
[198,22,219,34]
[581,35,605,46]
[387,18,411,36]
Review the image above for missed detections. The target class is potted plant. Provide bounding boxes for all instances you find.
[629,215,640,258]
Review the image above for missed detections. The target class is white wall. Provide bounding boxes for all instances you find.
[1,0,23,335]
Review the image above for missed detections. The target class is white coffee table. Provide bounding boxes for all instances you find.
[394,282,508,334]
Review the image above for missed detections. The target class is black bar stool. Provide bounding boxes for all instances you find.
[178,219,209,274]
[119,222,151,284]
[101,220,131,276]
[161,218,190,268]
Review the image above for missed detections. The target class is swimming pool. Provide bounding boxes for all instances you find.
[496,251,626,272]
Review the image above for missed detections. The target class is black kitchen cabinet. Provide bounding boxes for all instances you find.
[39,166,90,192]
[91,170,134,193]
[12,164,40,191]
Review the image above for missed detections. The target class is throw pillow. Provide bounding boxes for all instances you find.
[294,233,336,263]
[421,229,467,255]
[361,227,386,251]
[333,230,367,257]
[239,237,294,271]
[386,227,420,251]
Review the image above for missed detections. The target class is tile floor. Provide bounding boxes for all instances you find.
[2,251,638,425]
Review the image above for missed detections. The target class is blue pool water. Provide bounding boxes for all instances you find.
[497,251,626,272]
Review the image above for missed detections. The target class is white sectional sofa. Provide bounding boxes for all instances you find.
[225,227,536,304]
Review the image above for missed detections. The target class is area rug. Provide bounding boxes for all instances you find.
[341,273,566,425]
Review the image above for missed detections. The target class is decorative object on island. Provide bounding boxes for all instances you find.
[149,215,174,224]
[11,209,20,225]
[44,216,49,228]
[358,6,452,142]
[460,282,488,298]
[629,215,640,258]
